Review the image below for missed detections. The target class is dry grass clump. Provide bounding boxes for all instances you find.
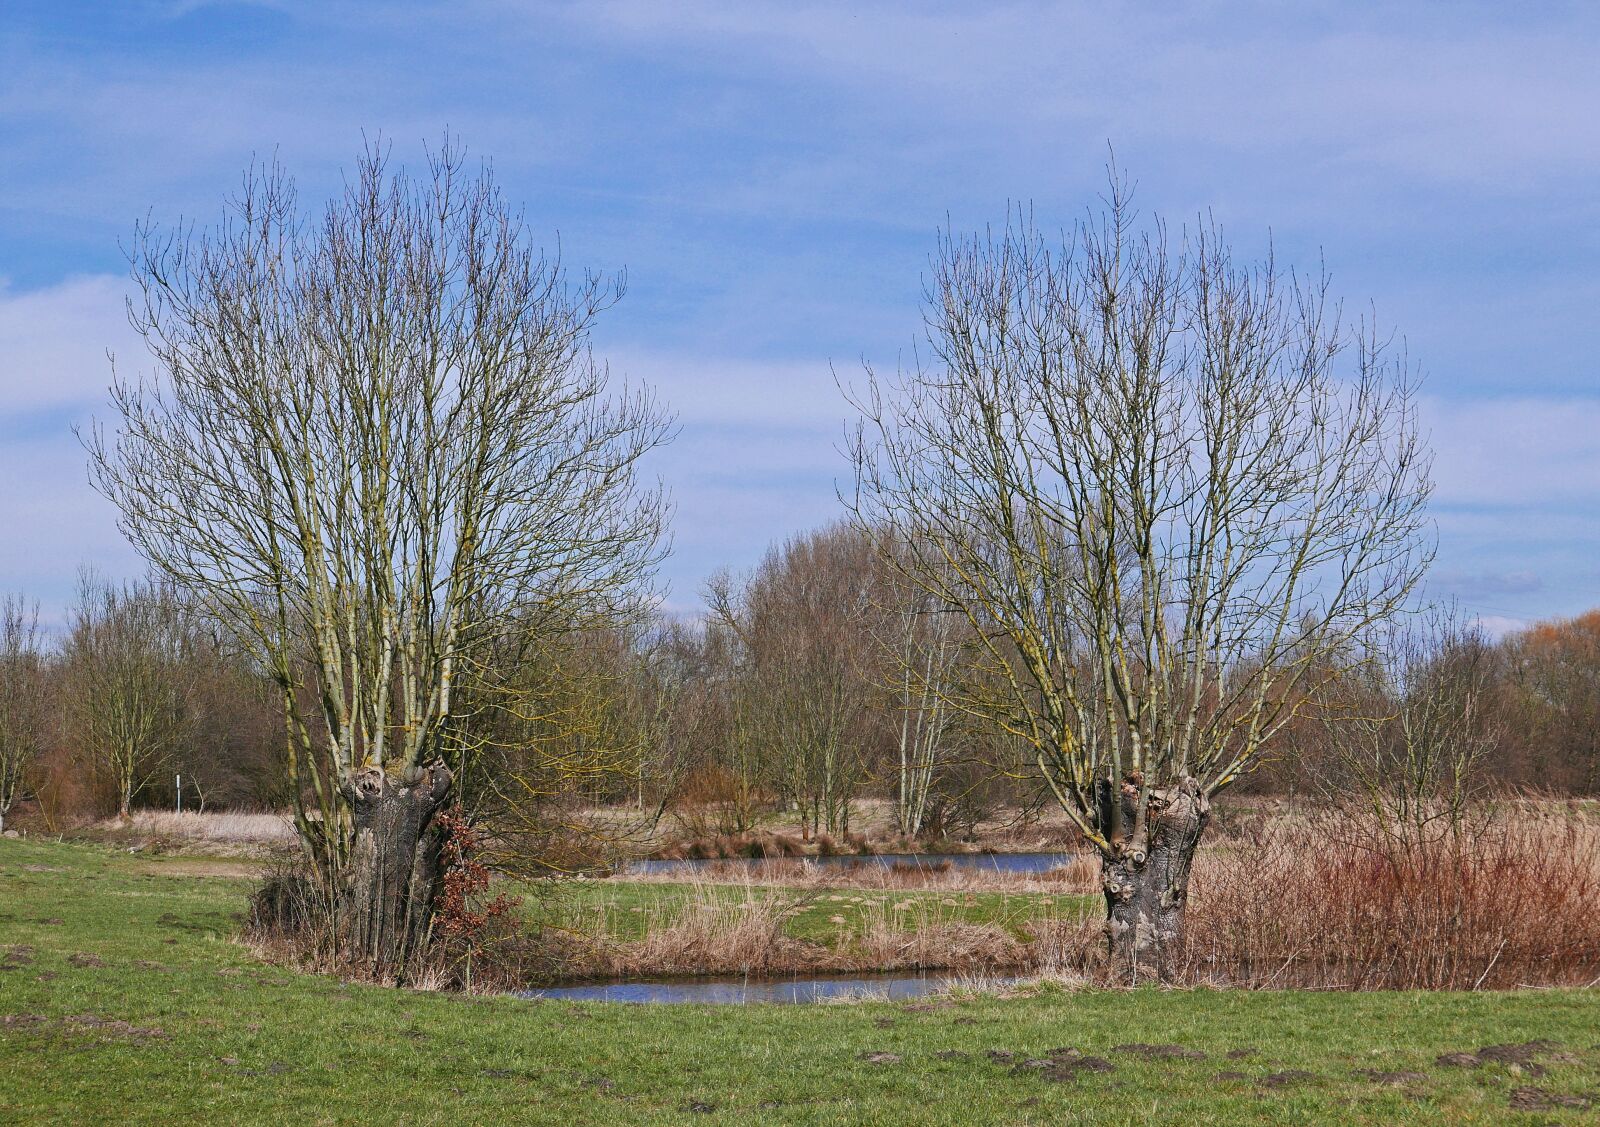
[601,883,815,977]
[847,899,1026,971]
[1179,808,1600,989]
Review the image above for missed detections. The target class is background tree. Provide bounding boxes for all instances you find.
[1499,610,1600,793]
[1316,609,1499,848]
[708,523,888,839]
[88,140,670,975]
[849,177,1433,976]
[0,596,48,833]
[62,574,195,819]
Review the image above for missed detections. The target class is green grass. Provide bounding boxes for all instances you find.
[3,838,1599,1125]
[538,877,1095,944]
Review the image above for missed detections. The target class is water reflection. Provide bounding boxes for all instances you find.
[626,851,1077,877]
[521,971,1011,1004]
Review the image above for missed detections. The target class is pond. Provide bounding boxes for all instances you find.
[520,970,1016,1004]
[625,851,1079,876]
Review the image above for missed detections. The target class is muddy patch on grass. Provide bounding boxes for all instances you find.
[0,945,35,969]
[1260,1069,1318,1088]
[1508,1086,1594,1111]
[4,1012,170,1042]
[857,1051,902,1065]
[1351,1069,1428,1086]
[1113,1043,1206,1061]
[1436,1040,1567,1077]
[67,952,105,968]
[1006,1047,1115,1083]
[225,1060,293,1077]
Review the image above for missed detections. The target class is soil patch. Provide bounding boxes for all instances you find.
[1508,1086,1593,1111]
[1260,1070,1317,1088]
[1352,1069,1427,1085]
[1114,1043,1206,1061]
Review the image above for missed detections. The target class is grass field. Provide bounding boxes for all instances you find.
[3,837,1600,1125]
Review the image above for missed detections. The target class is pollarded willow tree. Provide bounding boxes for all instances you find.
[848,177,1433,978]
[88,140,671,975]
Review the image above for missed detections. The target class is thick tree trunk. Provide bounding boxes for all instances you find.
[1101,776,1209,982]
[338,762,453,978]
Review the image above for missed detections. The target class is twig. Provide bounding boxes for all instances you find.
[1472,938,1508,991]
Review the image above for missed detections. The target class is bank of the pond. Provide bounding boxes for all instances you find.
[533,875,1099,981]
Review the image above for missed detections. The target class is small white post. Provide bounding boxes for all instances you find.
[175,774,182,815]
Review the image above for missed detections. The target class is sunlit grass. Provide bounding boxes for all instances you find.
[4,838,1600,1124]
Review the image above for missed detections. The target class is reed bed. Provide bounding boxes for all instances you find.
[117,810,297,843]
[623,855,1101,895]
[568,805,1600,990]
[1175,809,1600,989]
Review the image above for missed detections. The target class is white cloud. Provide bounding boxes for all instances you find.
[1471,614,1528,640]
[0,274,136,414]
[1425,395,1600,509]
[517,1,1600,192]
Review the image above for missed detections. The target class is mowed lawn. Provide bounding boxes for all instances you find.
[2,839,1599,1125]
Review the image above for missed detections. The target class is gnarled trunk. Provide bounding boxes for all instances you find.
[339,762,453,977]
[1101,777,1209,982]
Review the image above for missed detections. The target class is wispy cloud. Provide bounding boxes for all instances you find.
[2,1,1600,627]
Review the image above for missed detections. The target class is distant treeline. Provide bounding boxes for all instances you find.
[1,524,1596,833]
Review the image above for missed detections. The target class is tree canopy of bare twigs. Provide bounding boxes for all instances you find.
[86,138,670,970]
[848,172,1433,973]
[0,595,48,834]
[63,573,196,821]
[1316,608,1499,849]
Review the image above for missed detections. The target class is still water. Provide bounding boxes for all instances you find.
[521,970,1014,1004]
[626,851,1077,877]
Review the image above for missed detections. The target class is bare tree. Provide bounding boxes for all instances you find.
[0,596,48,833]
[849,175,1432,976]
[87,139,670,975]
[63,574,195,820]
[708,524,886,839]
[1319,610,1498,848]
[887,581,959,838]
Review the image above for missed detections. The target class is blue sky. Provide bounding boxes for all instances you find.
[3,1,1599,631]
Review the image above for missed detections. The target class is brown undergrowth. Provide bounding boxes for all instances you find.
[1175,807,1600,989]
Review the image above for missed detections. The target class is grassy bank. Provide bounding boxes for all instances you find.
[4,838,1600,1124]
[545,877,1095,944]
